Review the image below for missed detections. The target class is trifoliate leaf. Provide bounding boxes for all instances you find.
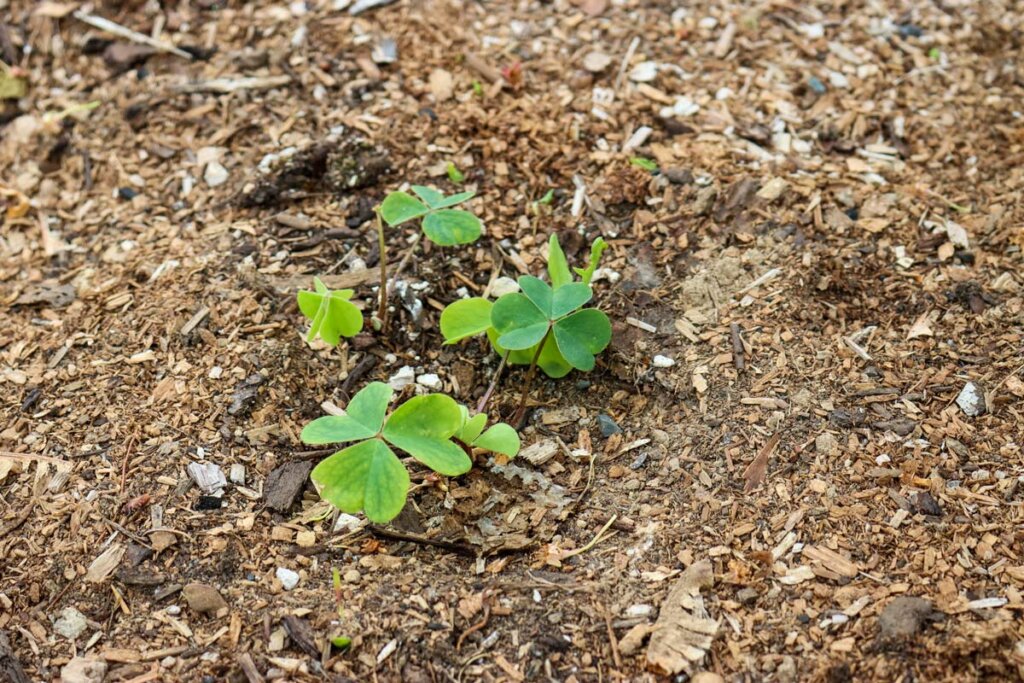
[491,293,549,350]
[298,281,362,346]
[421,209,482,246]
[380,191,429,226]
[553,308,612,371]
[440,297,493,344]
[300,382,390,443]
[311,439,409,523]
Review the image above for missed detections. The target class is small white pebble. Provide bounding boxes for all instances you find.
[416,373,443,391]
[276,567,300,591]
[388,365,414,390]
[204,162,229,187]
[490,276,520,297]
[166,605,181,616]
[208,366,223,379]
[652,355,675,368]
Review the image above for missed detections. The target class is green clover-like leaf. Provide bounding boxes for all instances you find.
[300,382,391,444]
[297,279,362,346]
[547,234,572,290]
[422,209,482,246]
[311,439,409,523]
[380,191,429,226]
[491,293,549,350]
[382,394,469,476]
[553,308,612,371]
[440,297,493,344]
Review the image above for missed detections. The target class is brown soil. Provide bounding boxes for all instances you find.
[2,0,1023,681]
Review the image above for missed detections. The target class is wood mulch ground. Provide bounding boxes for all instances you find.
[2,0,1023,681]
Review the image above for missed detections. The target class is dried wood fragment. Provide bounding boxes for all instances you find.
[646,559,718,675]
[238,653,265,683]
[73,11,192,59]
[171,76,292,94]
[264,461,313,512]
[743,433,780,493]
[730,323,745,371]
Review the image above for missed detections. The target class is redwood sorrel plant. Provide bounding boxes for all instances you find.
[439,233,611,419]
[374,186,483,330]
[301,382,518,523]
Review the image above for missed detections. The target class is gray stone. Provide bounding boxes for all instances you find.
[956,382,986,417]
[879,596,934,639]
[53,607,88,640]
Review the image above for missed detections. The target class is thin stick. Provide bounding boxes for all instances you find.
[73,11,192,59]
[368,525,476,557]
[390,232,423,285]
[375,211,389,332]
[730,323,745,372]
[559,515,618,561]
[476,351,510,414]
[514,328,551,426]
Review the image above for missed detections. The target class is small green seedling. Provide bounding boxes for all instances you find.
[330,567,352,650]
[446,162,465,184]
[374,186,484,330]
[302,382,518,523]
[297,277,363,346]
[452,404,520,457]
[629,156,658,172]
[440,234,611,419]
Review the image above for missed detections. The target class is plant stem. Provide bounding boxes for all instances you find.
[390,231,423,285]
[375,210,388,333]
[514,328,551,426]
[476,350,510,415]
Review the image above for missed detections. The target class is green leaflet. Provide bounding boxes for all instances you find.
[553,308,612,371]
[574,237,608,286]
[440,298,493,344]
[311,439,408,523]
[380,191,429,226]
[422,209,482,246]
[547,233,572,290]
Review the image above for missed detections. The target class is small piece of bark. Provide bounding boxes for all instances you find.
[282,616,320,658]
[263,461,314,512]
[742,433,780,493]
[646,559,718,675]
